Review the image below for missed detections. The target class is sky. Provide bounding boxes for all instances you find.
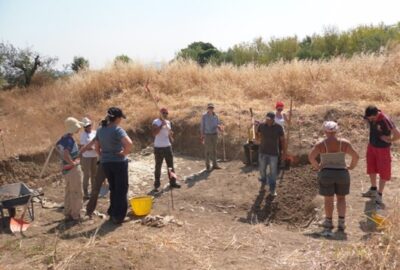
[0,0,399,68]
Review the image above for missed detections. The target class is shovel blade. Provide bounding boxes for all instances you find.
[10,217,30,233]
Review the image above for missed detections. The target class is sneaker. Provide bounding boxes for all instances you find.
[270,190,277,197]
[376,194,383,205]
[338,219,346,231]
[362,189,377,198]
[321,218,334,230]
[170,182,181,189]
[154,180,161,190]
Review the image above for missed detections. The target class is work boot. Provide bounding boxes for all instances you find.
[362,188,377,198]
[170,182,181,189]
[321,218,334,230]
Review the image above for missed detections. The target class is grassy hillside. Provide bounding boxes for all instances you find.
[0,48,399,158]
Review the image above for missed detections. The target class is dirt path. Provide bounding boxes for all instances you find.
[0,150,399,269]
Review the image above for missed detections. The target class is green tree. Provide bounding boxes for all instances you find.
[71,56,89,72]
[0,43,57,88]
[114,54,132,65]
[176,42,222,66]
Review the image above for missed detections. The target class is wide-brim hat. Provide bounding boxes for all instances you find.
[65,117,84,134]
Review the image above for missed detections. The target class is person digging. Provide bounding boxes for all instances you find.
[200,103,224,171]
[256,112,285,197]
[152,108,181,192]
[309,121,359,233]
[362,105,400,206]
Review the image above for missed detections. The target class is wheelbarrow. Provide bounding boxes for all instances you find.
[0,182,43,232]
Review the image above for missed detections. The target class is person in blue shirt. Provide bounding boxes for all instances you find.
[56,117,84,222]
[200,103,224,171]
[82,107,133,224]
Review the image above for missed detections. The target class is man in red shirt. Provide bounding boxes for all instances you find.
[362,105,400,206]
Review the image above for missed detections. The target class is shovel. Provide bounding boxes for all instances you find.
[280,98,294,171]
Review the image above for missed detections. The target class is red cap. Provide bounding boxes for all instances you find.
[276,101,284,109]
[160,108,169,114]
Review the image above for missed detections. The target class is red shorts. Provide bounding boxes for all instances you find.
[366,144,391,180]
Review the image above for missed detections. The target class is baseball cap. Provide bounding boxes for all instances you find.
[160,108,169,114]
[323,121,338,133]
[207,103,215,108]
[276,101,284,108]
[81,117,92,127]
[107,107,126,119]
[266,112,275,120]
[364,105,379,119]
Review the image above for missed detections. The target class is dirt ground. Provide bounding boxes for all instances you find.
[1,143,399,270]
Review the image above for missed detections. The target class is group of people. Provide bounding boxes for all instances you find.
[56,103,399,233]
[240,103,399,232]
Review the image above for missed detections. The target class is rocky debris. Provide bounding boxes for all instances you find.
[138,215,183,228]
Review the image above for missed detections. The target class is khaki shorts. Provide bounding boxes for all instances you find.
[318,169,350,196]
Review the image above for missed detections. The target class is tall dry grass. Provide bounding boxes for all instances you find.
[0,49,400,157]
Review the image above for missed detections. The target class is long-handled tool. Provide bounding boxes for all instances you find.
[249,108,256,165]
[282,98,294,170]
[39,146,55,179]
[167,168,176,210]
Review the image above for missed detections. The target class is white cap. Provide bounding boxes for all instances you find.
[81,117,92,127]
[323,121,338,133]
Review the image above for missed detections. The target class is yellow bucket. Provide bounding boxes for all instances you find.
[371,212,387,228]
[130,196,153,216]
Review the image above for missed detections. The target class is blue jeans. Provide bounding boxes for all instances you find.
[258,153,279,192]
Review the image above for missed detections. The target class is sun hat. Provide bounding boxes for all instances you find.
[81,117,92,127]
[207,103,215,109]
[65,117,84,134]
[323,121,339,133]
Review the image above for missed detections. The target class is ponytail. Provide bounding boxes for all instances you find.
[101,114,118,127]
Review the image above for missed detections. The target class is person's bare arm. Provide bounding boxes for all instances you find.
[152,122,164,137]
[343,140,359,170]
[119,136,133,157]
[95,140,101,156]
[63,150,78,167]
[308,144,321,171]
[79,139,96,155]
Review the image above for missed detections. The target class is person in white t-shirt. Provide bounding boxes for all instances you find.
[79,117,98,199]
[152,108,181,192]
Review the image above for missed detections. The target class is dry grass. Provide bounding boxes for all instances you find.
[1,49,400,157]
[324,197,400,270]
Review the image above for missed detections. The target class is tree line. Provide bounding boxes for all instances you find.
[1,22,399,89]
[176,22,400,66]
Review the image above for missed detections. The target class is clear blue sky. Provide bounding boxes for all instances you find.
[1,0,399,68]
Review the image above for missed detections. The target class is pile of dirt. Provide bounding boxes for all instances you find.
[243,165,318,227]
[0,156,60,187]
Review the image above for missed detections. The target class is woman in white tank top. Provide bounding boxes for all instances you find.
[275,101,289,128]
[309,121,359,233]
